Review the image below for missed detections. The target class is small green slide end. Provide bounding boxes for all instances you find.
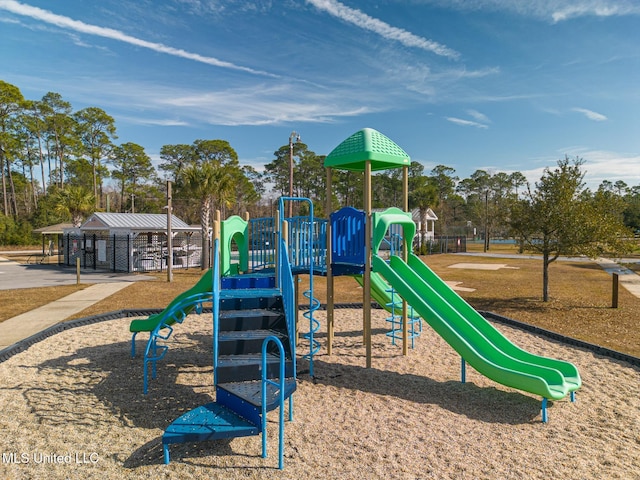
[372,253,581,400]
[353,273,419,319]
[130,269,213,333]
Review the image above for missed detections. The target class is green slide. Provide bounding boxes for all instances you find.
[130,268,213,338]
[372,253,581,400]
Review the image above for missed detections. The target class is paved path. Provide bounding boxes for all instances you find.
[0,254,156,350]
[0,255,155,290]
[0,282,133,350]
[594,257,640,298]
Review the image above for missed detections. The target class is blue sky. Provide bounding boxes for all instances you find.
[1,0,639,192]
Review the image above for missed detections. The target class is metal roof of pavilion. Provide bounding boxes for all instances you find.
[79,213,193,231]
[324,128,411,172]
[33,222,74,235]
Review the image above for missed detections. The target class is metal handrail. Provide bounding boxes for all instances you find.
[261,335,287,470]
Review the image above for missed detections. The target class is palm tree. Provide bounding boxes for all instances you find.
[182,162,234,269]
[53,186,95,227]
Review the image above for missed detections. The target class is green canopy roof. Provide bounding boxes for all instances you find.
[324,128,411,172]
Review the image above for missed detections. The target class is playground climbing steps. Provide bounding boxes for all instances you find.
[162,272,296,466]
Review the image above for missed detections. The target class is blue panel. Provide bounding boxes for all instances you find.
[331,207,366,267]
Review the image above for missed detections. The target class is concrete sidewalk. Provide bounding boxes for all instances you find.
[0,282,132,350]
[595,257,640,298]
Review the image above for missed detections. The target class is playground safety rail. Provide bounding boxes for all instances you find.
[279,197,321,377]
[249,217,276,272]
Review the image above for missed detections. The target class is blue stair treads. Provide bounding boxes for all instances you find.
[162,402,260,464]
[218,379,297,411]
[216,354,295,384]
[218,330,285,356]
[219,294,283,312]
[219,288,280,300]
[219,309,284,331]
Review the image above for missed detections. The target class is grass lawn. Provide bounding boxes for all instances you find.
[2,249,639,357]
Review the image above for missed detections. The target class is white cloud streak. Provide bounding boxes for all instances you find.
[306,0,460,59]
[410,0,640,23]
[0,0,276,77]
[446,117,489,129]
[573,107,608,121]
[467,109,491,124]
[52,76,381,127]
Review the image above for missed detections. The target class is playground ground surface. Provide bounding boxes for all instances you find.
[1,245,640,478]
[1,308,638,479]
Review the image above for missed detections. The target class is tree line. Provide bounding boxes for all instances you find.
[1,79,638,276]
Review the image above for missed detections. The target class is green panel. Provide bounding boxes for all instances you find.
[371,207,415,254]
[372,254,581,400]
[220,215,249,275]
[324,128,411,172]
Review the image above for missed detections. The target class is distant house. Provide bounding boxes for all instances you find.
[411,208,438,243]
[62,213,202,272]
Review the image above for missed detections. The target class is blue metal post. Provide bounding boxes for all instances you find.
[541,398,548,423]
[461,358,466,383]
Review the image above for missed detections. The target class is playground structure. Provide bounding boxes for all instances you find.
[129,128,581,468]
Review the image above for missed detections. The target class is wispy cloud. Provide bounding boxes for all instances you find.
[158,83,377,126]
[446,109,491,128]
[573,107,608,121]
[551,2,639,22]
[415,1,640,23]
[0,0,276,77]
[467,109,491,124]
[446,117,489,129]
[306,0,460,59]
[54,76,381,127]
